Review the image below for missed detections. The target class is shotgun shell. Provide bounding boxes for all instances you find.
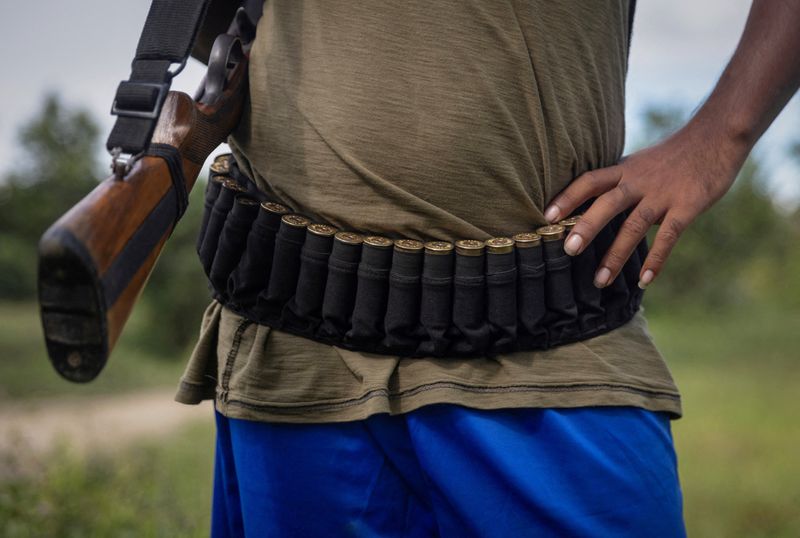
[558,215,581,231]
[536,224,566,242]
[394,239,425,254]
[335,231,364,245]
[485,237,515,254]
[261,201,290,215]
[234,196,259,206]
[455,239,485,257]
[222,179,247,193]
[424,240,454,255]
[210,155,231,175]
[512,232,542,248]
[363,235,394,249]
[281,214,311,228]
[307,223,338,237]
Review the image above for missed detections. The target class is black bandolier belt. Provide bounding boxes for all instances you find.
[196,154,647,357]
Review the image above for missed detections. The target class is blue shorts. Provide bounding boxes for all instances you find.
[211,405,685,537]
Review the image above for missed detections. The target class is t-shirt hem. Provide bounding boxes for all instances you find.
[193,382,681,424]
[174,379,216,405]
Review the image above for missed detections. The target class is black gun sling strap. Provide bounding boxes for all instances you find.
[106,0,263,163]
[107,0,214,160]
[104,0,263,225]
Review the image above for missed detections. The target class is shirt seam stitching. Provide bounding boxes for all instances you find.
[222,381,681,414]
[219,319,252,401]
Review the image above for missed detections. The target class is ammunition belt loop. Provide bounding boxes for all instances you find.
[195,154,646,358]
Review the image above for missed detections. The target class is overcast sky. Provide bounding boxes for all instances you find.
[0,1,797,205]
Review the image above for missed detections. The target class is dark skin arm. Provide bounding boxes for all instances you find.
[543,0,800,289]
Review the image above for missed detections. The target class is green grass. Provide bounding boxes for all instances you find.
[2,300,799,536]
[647,301,800,368]
[0,302,191,401]
[648,303,800,537]
[0,422,215,538]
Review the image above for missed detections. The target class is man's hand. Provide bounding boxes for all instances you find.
[543,122,746,289]
[544,0,800,289]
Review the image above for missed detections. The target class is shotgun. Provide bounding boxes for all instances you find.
[37,3,258,382]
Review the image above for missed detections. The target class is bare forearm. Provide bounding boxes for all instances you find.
[544,0,800,290]
[689,0,800,154]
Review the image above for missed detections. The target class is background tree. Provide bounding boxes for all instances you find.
[0,95,208,355]
[2,96,798,355]
[128,186,209,355]
[0,95,100,298]
[635,104,799,312]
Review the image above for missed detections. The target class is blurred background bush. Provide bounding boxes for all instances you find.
[0,92,798,537]
[0,95,211,356]
[2,95,797,350]
[3,0,800,524]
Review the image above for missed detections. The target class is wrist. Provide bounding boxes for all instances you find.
[687,98,758,160]
[680,106,754,168]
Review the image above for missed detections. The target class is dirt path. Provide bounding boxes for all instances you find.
[0,389,212,476]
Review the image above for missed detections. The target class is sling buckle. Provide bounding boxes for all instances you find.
[110,81,169,120]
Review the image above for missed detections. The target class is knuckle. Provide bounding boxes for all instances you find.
[668,217,687,236]
[615,182,632,201]
[636,206,658,225]
[659,229,680,244]
[581,170,599,185]
[660,218,686,243]
[647,249,667,266]
[623,215,649,237]
[604,249,627,269]
[597,190,619,211]
[574,215,599,236]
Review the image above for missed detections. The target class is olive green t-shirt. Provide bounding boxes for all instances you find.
[175,0,682,421]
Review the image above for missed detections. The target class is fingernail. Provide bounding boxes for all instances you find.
[564,234,583,256]
[544,205,560,223]
[638,269,655,289]
[594,267,611,288]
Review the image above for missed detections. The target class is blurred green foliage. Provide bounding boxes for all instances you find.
[0,95,798,356]
[0,303,188,400]
[128,184,209,355]
[0,95,99,299]
[0,95,799,538]
[2,304,799,537]
[0,95,210,356]
[633,105,800,313]
[651,304,800,537]
[0,422,215,538]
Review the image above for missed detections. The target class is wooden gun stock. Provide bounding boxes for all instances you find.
[38,59,248,383]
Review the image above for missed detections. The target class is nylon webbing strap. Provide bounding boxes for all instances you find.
[146,143,190,222]
[106,0,213,155]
